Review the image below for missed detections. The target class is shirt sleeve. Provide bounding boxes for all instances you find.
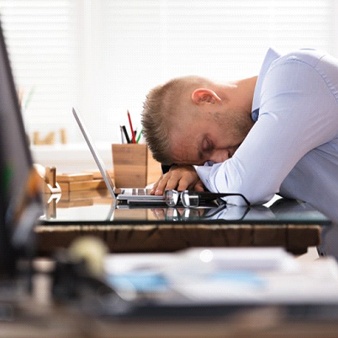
[196,54,338,205]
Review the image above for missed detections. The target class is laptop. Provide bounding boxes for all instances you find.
[72,108,166,205]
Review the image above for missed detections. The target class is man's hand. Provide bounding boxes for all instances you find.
[150,165,205,195]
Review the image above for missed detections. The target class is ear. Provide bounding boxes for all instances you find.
[191,88,222,104]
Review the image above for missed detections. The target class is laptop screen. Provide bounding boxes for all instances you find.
[0,18,42,277]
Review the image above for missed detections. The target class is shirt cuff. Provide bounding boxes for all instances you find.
[195,165,213,190]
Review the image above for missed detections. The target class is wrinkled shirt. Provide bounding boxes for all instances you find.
[196,48,338,222]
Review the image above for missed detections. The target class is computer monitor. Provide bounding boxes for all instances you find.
[0,17,42,279]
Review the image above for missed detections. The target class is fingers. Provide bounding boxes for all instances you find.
[193,180,205,192]
[176,175,196,191]
[149,175,163,194]
[153,172,177,195]
[151,165,203,195]
[151,208,166,220]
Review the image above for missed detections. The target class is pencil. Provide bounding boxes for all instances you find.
[127,110,136,143]
[136,128,143,143]
[121,125,131,143]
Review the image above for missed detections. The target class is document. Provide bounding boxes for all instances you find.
[104,248,338,304]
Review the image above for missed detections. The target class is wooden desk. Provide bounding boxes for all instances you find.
[36,194,329,256]
[36,223,321,256]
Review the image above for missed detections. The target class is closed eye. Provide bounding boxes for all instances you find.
[202,138,213,152]
[198,137,214,162]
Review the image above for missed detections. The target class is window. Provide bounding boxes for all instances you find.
[0,0,78,141]
[0,0,336,145]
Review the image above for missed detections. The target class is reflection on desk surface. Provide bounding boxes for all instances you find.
[39,196,331,226]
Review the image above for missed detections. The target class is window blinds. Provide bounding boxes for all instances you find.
[0,0,335,143]
[0,0,78,136]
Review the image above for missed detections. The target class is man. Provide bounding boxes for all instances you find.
[141,48,338,223]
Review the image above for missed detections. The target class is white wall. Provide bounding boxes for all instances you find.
[31,142,113,174]
[1,0,337,172]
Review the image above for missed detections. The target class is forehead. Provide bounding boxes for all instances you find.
[169,130,204,165]
[167,110,212,164]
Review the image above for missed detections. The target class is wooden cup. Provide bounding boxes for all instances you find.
[112,144,162,188]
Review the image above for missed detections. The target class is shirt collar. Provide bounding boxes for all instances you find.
[252,48,281,114]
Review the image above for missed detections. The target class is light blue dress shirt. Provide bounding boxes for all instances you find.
[196,48,338,223]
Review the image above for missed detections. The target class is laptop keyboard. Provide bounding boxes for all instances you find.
[132,188,147,196]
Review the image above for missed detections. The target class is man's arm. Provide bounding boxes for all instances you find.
[197,53,338,205]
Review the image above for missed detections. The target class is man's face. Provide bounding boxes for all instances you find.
[169,108,253,165]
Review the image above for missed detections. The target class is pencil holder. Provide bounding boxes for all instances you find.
[112,144,162,188]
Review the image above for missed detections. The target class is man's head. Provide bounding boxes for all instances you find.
[142,75,255,165]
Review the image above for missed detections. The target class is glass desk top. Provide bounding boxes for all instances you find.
[36,194,329,257]
[39,195,331,226]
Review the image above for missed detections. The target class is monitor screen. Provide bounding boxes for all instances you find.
[0,17,42,278]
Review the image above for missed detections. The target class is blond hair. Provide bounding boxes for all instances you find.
[142,76,210,164]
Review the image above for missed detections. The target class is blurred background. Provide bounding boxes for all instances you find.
[0,0,336,170]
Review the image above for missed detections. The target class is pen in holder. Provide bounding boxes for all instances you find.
[112,144,161,188]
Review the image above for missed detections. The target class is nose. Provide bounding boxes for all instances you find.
[209,150,230,163]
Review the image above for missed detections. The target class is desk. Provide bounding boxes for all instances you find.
[5,300,338,338]
[3,257,338,338]
[36,194,329,256]
[3,195,338,337]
